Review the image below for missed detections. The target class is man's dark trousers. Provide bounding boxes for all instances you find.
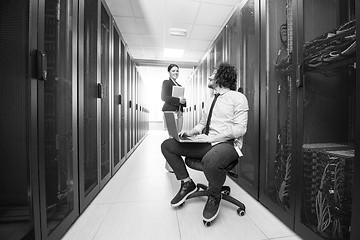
[161,139,238,196]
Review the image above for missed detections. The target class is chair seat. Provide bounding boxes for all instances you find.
[184,157,204,171]
[185,157,239,178]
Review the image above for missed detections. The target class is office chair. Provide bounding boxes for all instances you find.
[182,157,246,226]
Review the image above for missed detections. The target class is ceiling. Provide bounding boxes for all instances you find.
[105,0,240,68]
[103,0,241,121]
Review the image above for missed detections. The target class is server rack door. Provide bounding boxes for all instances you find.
[126,53,132,156]
[258,0,297,227]
[131,61,135,148]
[202,59,208,106]
[133,67,137,145]
[78,0,100,212]
[193,69,198,125]
[226,9,243,180]
[137,76,141,140]
[295,0,357,239]
[0,1,40,239]
[37,0,79,238]
[99,3,111,187]
[129,60,132,149]
[198,64,204,125]
[120,42,127,160]
[191,76,196,127]
[197,68,202,124]
[350,3,360,240]
[204,55,212,103]
[215,29,225,66]
[112,26,122,172]
[233,0,260,199]
[136,72,139,143]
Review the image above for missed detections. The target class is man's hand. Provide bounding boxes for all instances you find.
[179,130,193,137]
[192,134,211,142]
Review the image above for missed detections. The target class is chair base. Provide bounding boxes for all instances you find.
[185,183,246,226]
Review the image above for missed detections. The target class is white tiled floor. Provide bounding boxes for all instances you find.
[62,129,303,240]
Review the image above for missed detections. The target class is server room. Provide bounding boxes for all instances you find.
[0,0,359,239]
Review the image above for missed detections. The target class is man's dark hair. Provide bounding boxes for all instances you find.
[167,63,179,72]
[214,62,237,90]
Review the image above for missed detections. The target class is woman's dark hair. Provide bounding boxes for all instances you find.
[214,62,237,90]
[167,63,179,72]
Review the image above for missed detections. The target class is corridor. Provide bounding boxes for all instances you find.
[62,125,302,240]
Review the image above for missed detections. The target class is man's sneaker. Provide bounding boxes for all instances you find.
[203,194,222,222]
[171,180,197,207]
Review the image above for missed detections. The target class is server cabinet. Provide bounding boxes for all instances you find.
[126,53,132,156]
[78,0,101,212]
[37,0,79,238]
[112,24,124,173]
[134,71,138,144]
[193,68,199,125]
[120,42,127,160]
[227,0,260,199]
[351,5,360,239]
[295,0,358,239]
[0,1,41,239]
[215,29,225,66]
[131,61,136,148]
[184,74,194,130]
[202,58,209,104]
[99,2,111,187]
[258,0,297,227]
[198,63,206,122]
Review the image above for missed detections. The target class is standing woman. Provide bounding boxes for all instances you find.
[161,64,186,172]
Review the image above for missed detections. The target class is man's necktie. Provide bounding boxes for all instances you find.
[204,93,220,135]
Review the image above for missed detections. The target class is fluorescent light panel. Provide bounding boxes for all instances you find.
[169,28,187,37]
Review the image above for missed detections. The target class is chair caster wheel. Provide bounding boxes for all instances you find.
[237,208,245,216]
[222,189,230,195]
[221,186,231,195]
[203,220,212,227]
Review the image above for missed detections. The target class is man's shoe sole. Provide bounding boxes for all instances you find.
[171,187,197,207]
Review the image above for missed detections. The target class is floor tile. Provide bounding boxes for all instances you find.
[93,201,181,240]
[61,204,112,240]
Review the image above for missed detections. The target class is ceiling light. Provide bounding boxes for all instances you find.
[164,48,184,58]
[169,28,187,37]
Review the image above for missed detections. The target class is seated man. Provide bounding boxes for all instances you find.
[161,62,249,222]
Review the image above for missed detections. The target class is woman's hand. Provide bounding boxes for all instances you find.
[179,97,186,104]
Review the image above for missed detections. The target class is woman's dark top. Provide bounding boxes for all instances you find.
[161,79,186,112]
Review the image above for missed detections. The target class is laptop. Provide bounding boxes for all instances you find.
[163,111,205,143]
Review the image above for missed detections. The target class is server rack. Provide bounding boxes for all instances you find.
[1,0,41,239]
[37,0,80,239]
[228,0,261,199]
[0,0,149,239]
[258,0,297,228]
[294,0,358,239]
[78,0,100,213]
[112,24,122,173]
